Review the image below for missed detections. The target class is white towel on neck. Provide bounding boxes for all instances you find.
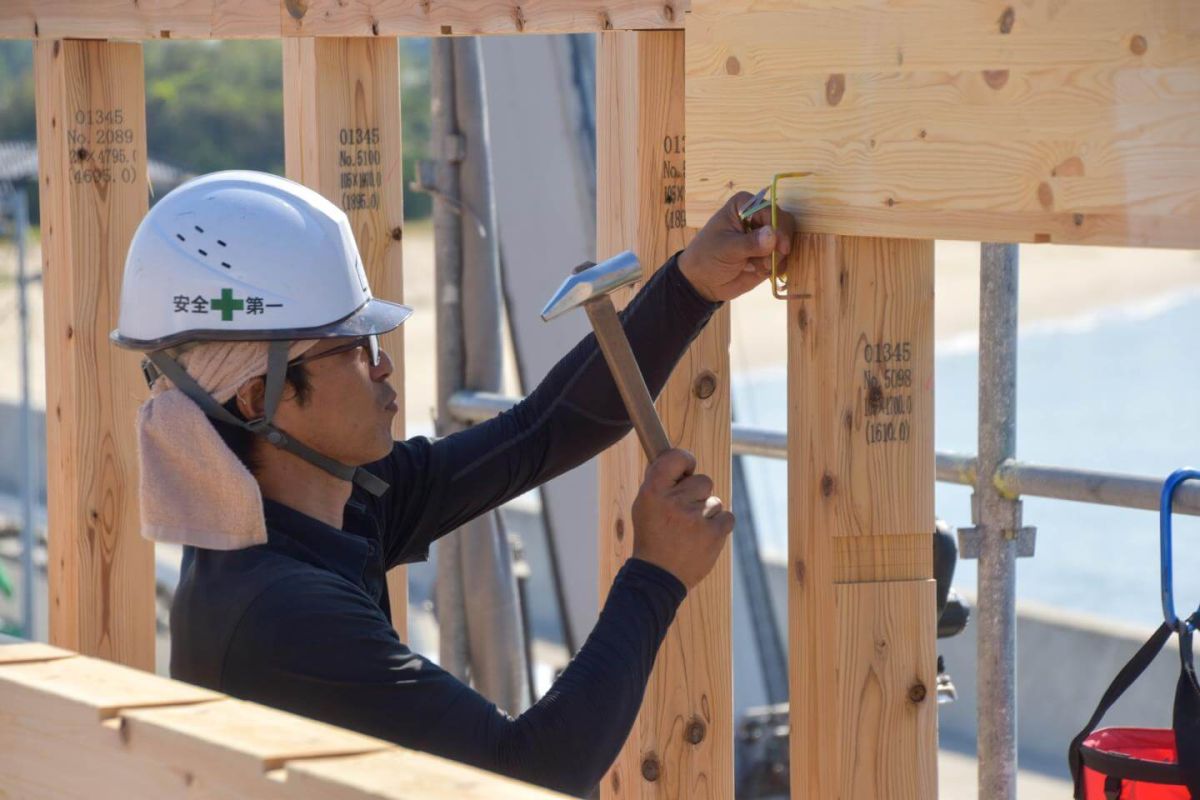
[135,340,315,550]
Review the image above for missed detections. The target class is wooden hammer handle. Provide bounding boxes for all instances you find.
[584,297,672,460]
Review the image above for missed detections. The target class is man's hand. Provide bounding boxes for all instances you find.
[677,191,796,303]
[631,448,734,591]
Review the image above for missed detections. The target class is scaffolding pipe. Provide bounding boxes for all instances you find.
[975,243,1021,800]
[731,453,788,704]
[431,37,470,681]
[12,190,34,639]
[454,393,1200,520]
[452,36,530,715]
[429,38,529,713]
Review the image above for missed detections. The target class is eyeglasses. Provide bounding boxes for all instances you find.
[288,335,381,369]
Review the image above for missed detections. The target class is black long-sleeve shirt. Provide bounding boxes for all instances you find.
[169,252,720,796]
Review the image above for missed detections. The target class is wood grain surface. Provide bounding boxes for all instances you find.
[0,1,685,39]
[283,36,409,636]
[34,39,156,670]
[0,643,570,797]
[686,0,1200,247]
[598,29,733,800]
[786,234,937,798]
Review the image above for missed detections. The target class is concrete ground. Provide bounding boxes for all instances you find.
[939,748,1072,799]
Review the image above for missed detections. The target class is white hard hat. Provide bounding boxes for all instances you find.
[112,170,409,498]
[111,170,411,350]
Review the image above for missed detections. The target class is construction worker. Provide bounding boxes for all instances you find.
[112,170,792,795]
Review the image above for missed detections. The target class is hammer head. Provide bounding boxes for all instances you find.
[540,250,642,322]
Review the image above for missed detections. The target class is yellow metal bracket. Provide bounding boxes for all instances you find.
[737,171,812,299]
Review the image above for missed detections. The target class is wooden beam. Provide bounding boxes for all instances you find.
[0,1,684,39]
[786,234,937,798]
[283,36,408,635]
[33,39,155,670]
[285,750,572,799]
[686,0,1200,248]
[0,651,221,721]
[0,642,569,798]
[1,0,280,40]
[597,29,733,800]
[284,0,684,37]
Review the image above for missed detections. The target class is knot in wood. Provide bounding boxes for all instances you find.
[686,718,707,744]
[641,755,660,782]
[982,69,1009,90]
[908,683,928,703]
[825,73,845,107]
[693,371,718,400]
[998,6,1015,34]
[866,381,884,414]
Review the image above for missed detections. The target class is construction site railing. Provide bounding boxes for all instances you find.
[450,391,1200,517]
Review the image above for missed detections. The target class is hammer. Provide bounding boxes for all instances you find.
[540,251,672,460]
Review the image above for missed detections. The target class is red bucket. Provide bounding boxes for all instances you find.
[1069,623,1200,799]
[1079,727,1191,799]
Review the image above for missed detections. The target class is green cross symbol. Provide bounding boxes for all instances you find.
[210,288,244,321]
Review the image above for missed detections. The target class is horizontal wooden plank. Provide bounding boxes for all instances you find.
[0,640,77,665]
[0,642,570,798]
[0,0,281,39]
[687,1,1198,73]
[121,698,391,773]
[0,0,683,39]
[284,750,570,799]
[0,652,222,721]
[284,0,684,36]
[686,0,1200,247]
[0,668,216,798]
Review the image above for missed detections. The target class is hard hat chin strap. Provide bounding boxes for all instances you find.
[144,342,389,498]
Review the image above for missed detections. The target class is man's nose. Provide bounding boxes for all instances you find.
[371,348,394,381]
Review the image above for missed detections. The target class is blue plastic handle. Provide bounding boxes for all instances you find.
[1160,468,1200,631]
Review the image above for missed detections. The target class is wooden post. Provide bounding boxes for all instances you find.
[282,37,408,634]
[597,30,733,799]
[33,39,155,670]
[786,235,938,798]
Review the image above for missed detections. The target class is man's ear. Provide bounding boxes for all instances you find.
[235,377,266,420]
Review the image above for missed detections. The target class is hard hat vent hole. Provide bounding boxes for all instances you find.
[217,240,227,247]
[175,233,186,242]
[194,225,205,233]
[220,262,231,269]
[198,249,207,257]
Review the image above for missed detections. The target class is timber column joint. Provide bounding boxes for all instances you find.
[786,234,937,799]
